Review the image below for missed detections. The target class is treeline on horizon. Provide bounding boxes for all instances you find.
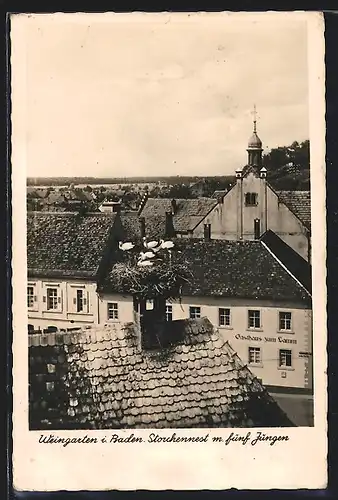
[27,175,229,186]
[27,140,310,191]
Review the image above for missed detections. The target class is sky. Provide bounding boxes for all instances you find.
[16,12,309,178]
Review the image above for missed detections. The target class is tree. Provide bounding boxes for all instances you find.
[263,140,310,190]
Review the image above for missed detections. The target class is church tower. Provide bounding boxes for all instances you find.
[247,105,263,169]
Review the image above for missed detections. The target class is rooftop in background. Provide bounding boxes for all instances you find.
[29,317,294,430]
[139,197,218,233]
[27,211,121,279]
[276,190,311,230]
[101,232,311,304]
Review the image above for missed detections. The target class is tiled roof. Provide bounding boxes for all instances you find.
[29,318,293,429]
[139,198,217,233]
[120,211,167,241]
[27,212,119,278]
[102,237,311,303]
[120,212,142,241]
[276,190,311,230]
[260,230,312,292]
[212,190,228,199]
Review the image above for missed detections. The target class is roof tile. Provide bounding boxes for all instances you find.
[29,318,294,429]
[27,212,118,278]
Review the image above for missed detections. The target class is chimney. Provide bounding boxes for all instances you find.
[165,211,175,238]
[204,223,211,241]
[254,218,261,240]
[112,202,121,213]
[139,217,146,238]
[235,168,242,182]
[171,198,177,215]
[259,167,267,179]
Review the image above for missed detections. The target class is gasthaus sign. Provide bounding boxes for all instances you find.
[234,334,297,345]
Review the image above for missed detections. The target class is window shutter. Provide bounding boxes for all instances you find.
[34,295,37,302]
[43,296,46,303]
[58,290,63,311]
[83,297,87,306]
[73,297,77,305]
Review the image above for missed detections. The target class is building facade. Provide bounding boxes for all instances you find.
[26,211,123,332]
[97,233,312,394]
[138,119,311,261]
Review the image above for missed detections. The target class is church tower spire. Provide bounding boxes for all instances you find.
[247,105,263,168]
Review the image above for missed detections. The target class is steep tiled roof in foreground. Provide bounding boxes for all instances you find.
[29,318,294,430]
[27,212,119,278]
[102,237,311,303]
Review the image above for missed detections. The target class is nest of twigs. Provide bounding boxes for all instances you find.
[110,259,193,301]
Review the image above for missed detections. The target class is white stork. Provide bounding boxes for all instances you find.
[160,239,175,249]
[137,260,154,267]
[139,251,156,261]
[119,241,135,251]
[143,237,161,250]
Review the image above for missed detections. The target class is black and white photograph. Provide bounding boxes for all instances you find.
[11,11,327,491]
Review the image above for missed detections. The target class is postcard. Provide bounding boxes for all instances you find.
[11,11,327,491]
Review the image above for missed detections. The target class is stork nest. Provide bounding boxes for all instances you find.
[110,260,193,301]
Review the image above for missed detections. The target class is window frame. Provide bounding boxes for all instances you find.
[278,348,293,369]
[46,287,58,311]
[27,286,35,309]
[107,302,119,321]
[278,311,293,332]
[189,306,201,319]
[248,346,262,366]
[248,309,261,330]
[166,304,173,322]
[76,289,84,313]
[27,283,38,311]
[245,192,258,206]
[218,307,231,328]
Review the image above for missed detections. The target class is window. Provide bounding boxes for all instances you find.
[166,305,173,322]
[76,289,84,313]
[107,302,118,320]
[28,324,34,333]
[46,288,58,310]
[27,286,34,308]
[279,349,292,368]
[248,310,261,329]
[219,308,231,327]
[248,347,261,365]
[189,306,201,319]
[245,192,258,206]
[279,311,292,331]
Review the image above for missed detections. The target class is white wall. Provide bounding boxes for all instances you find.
[28,279,312,391]
[193,174,310,261]
[27,278,98,330]
[98,293,312,390]
[169,296,313,390]
[98,293,135,325]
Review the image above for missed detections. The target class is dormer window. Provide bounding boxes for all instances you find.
[245,192,258,206]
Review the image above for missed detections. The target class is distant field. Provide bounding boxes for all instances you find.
[27,176,235,187]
